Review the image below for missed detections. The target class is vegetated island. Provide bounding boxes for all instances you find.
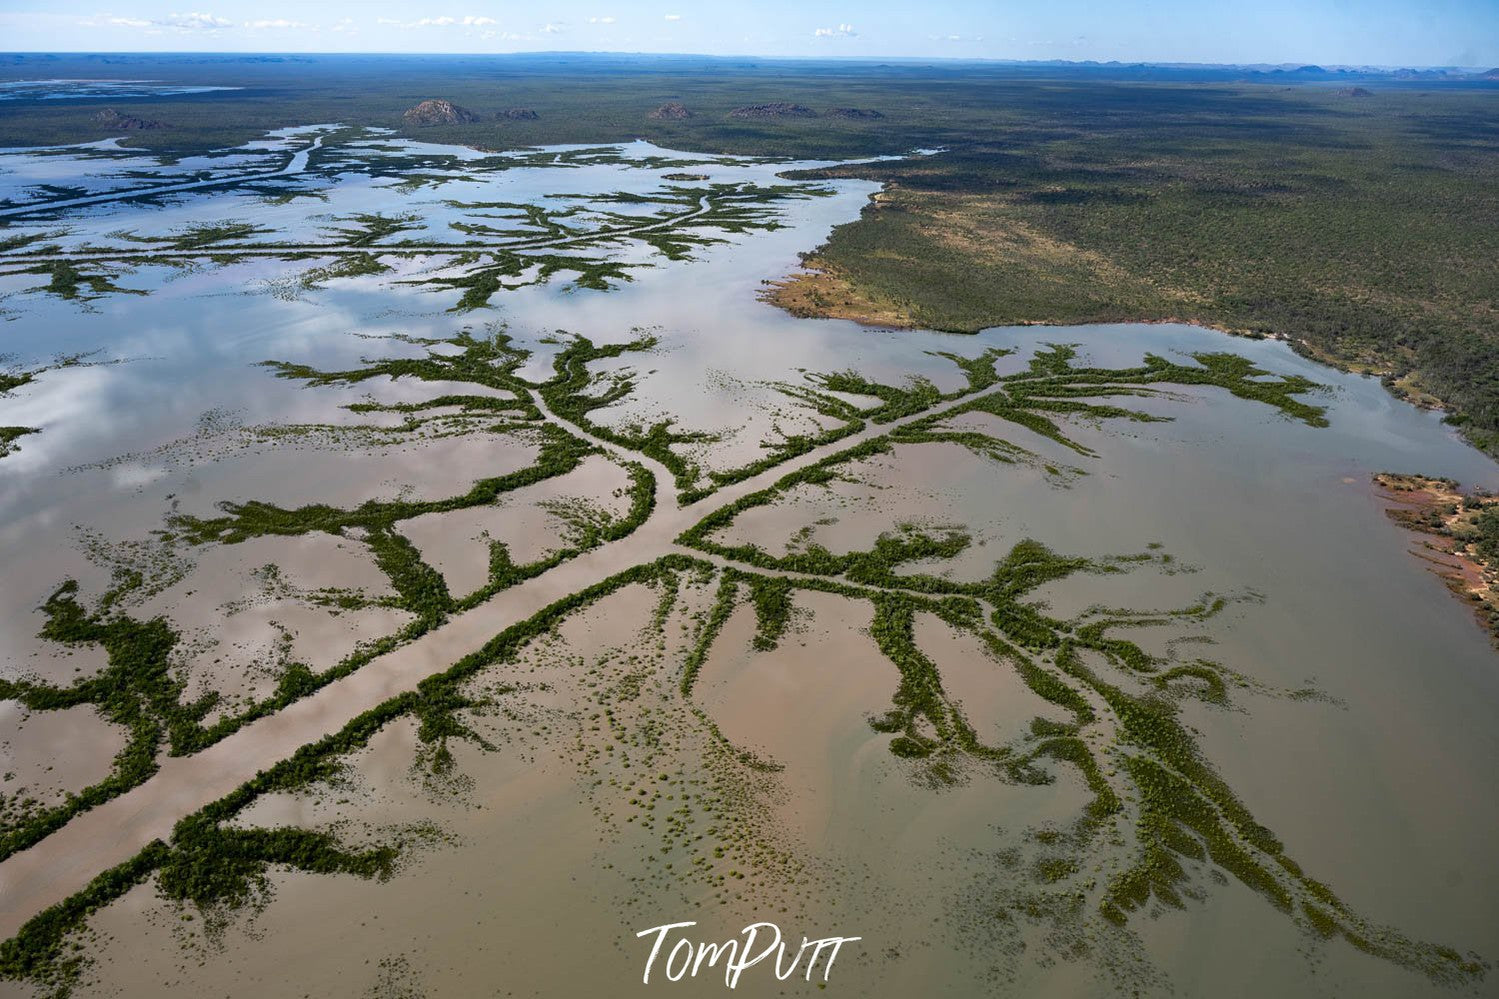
[1375,472,1499,643]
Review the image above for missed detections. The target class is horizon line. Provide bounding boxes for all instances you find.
[1,51,1496,73]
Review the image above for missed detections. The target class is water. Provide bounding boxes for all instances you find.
[0,80,241,101]
[0,130,1494,998]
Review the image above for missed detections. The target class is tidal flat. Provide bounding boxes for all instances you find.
[0,128,1496,998]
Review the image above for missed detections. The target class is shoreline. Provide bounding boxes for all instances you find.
[1373,472,1499,646]
[762,265,1463,417]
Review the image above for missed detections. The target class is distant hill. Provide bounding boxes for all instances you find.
[649,102,692,120]
[402,99,479,126]
[92,108,166,130]
[728,103,818,119]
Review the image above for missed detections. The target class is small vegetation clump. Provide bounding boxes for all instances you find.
[0,425,37,457]
[1,355,116,458]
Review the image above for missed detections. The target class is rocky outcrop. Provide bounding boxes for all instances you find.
[648,102,693,120]
[402,99,480,126]
[727,103,817,120]
[825,107,883,119]
[92,108,166,130]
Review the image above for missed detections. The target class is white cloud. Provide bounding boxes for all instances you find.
[541,22,565,33]
[164,11,232,30]
[245,19,313,30]
[813,23,856,38]
[588,15,616,24]
[88,11,232,32]
[393,14,499,28]
[664,13,682,21]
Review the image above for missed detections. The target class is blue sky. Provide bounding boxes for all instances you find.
[1,1,1495,66]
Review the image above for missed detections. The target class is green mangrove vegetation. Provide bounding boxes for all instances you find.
[0,425,37,458]
[0,580,214,860]
[7,261,147,303]
[0,366,39,457]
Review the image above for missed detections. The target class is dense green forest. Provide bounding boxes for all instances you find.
[780,86,1499,449]
[3,53,1497,446]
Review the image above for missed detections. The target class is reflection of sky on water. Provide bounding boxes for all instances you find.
[0,136,824,243]
[0,80,241,101]
[0,131,314,209]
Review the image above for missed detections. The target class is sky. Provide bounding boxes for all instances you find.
[0,1,1495,67]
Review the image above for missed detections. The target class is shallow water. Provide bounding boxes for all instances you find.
[0,130,1495,998]
[0,80,242,102]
